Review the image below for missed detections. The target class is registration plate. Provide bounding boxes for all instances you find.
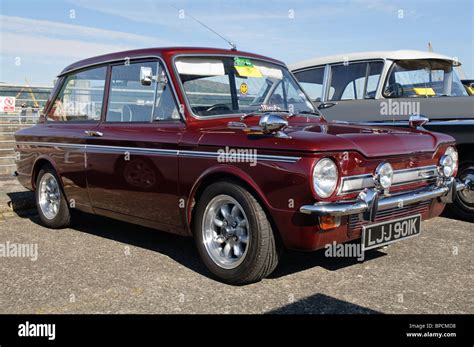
[362,214,421,251]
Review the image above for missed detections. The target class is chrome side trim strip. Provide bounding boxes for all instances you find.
[17,142,85,151]
[355,120,474,127]
[15,142,301,163]
[87,144,177,156]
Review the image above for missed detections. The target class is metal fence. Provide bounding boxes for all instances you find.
[0,84,52,124]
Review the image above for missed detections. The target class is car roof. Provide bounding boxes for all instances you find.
[59,47,285,76]
[290,50,461,71]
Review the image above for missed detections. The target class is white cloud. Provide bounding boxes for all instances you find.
[0,14,172,44]
[0,14,176,84]
[67,0,401,24]
[0,15,174,59]
[1,31,135,60]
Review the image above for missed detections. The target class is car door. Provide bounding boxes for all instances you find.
[42,66,107,212]
[85,59,185,228]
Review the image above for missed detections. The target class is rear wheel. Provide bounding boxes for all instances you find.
[193,181,279,285]
[35,165,71,228]
[446,160,474,222]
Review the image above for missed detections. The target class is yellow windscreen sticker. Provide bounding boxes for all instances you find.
[413,87,435,96]
[234,57,262,78]
[235,65,262,78]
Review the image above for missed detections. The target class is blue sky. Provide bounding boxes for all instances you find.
[1,0,473,86]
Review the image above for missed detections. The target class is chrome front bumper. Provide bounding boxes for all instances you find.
[300,177,473,222]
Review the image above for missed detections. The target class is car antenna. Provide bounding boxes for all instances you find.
[171,5,237,51]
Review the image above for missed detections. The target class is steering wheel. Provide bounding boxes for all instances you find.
[384,83,404,97]
[206,104,231,112]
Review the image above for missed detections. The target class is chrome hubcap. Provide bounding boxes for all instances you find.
[38,173,61,220]
[202,195,250,269]
[459,166,474,206]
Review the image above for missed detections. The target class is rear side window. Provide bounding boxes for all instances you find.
[106,61,180,122]
[47,66,106,122]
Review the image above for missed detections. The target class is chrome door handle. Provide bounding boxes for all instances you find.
[85,130,103,137]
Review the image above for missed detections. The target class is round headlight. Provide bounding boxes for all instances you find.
[439,146,458,177]
[312,158,338,198]
[375,162,394,190]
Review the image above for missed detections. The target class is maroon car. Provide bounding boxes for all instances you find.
[14,47,472,284]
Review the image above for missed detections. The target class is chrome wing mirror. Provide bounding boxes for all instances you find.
[409,115,429,129]
[259,113,289,137]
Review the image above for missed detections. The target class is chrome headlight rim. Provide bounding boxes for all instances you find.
[312,157,339,199]
[439,146,458,178]
[374,162,394,190]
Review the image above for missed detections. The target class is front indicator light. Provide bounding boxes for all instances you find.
[319,216,341,230]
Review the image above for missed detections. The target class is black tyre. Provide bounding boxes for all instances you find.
[35,165,71,228]
[446,160,474,222]
[193,181,279,285]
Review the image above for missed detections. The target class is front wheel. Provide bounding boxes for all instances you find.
[35,165,71,228]
[193,181,279,285]
[446,160,474,222]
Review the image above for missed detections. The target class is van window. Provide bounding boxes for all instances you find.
[47,66,107,122]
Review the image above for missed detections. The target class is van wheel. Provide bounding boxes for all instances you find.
[35,165,71,228]
[193,181,279,285]
[447,160,474,222]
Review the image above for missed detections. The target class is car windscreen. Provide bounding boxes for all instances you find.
[175,56,316,117]
[384,59,468,97]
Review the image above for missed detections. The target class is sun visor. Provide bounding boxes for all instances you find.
[175,58,225,76]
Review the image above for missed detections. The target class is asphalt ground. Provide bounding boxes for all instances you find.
[0,178,472,314]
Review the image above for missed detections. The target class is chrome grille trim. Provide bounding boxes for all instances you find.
[339,165,438,195]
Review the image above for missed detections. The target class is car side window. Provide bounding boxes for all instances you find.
[106,61,179,122]
[329,61,383,101]
[293,67,325,102]
[366,62,383,98]
[329,62,367,101]
[341,75,365,100]
[106,61,157,122]
[153,68,180,121]
[47,66,107,122]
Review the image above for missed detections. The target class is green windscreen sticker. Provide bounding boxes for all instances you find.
[234,57,262,77]
[234,57,254,67]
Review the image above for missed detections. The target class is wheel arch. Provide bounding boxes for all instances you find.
[456,143,474,163]
[186,166,282,244]
[31,156,62,190]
